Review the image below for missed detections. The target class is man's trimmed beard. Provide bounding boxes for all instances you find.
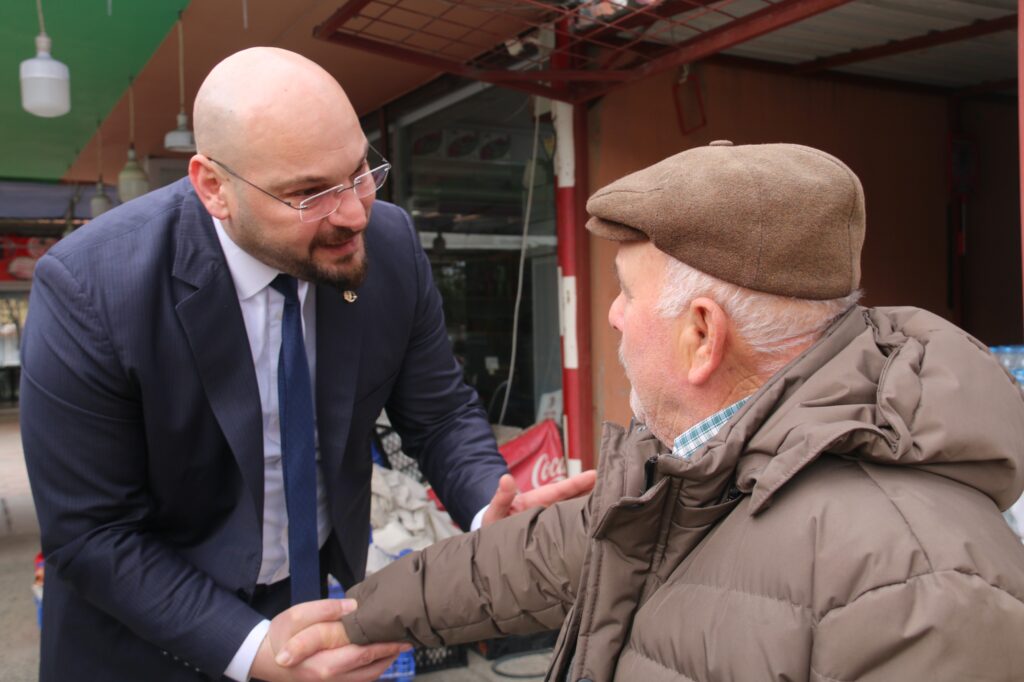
[297,229,369,290]
[229,201,369,290]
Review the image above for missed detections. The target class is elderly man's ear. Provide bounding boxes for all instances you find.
[683,297,729,386]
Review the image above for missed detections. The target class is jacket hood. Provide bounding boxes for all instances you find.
[664,306,1024,513]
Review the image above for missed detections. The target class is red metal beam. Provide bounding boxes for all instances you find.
[314,0,855,105]
[580,0,855,100]
[318,30,574,101]
[795,14,1018,74]
[487,69,630,83]
[312,0,376,41]
[577,0,722,43]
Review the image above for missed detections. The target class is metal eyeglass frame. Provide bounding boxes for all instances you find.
[207,146,391,223]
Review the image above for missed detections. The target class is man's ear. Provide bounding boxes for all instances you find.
[686,297,729,385]
[188,155,230,219]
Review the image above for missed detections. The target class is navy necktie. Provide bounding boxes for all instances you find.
[270,274,320,605]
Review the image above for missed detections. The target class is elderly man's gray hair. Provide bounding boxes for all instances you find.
[657,256,861,374]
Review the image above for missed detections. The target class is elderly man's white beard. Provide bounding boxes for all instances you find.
[618,345,648,425]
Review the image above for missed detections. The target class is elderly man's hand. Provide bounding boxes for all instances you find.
[250,598,410,681]
[482,470,597,527]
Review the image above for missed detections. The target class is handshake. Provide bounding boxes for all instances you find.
[253,597,402,682]
[249,471,597,681]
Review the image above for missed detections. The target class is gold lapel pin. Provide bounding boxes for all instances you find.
[343,290,358,303]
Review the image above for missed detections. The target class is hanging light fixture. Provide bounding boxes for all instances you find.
[163,14,196,153]
[118,80,150,202]
[20,0,70,118]
[90,124,113,218]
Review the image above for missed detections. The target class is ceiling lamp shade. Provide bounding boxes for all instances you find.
[91,125,112,218]
[164,16,196,153]
[20,1,70,118]
[118,147,149,203]
[90,181,113,217]
[118,83,150,202]
[164,112,196,153]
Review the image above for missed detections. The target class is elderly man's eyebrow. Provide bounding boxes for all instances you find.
[613,260,630,294]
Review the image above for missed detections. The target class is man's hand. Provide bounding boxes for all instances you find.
[482,470,597,527]
[250,599,410,682]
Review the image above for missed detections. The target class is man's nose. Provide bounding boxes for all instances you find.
[608,293,624,331]
[325,189,369,231]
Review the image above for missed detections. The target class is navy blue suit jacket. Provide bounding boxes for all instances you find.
[20,178,507,680]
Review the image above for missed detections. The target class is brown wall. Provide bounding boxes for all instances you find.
[959,99,1022,344]
[586,62,963,450]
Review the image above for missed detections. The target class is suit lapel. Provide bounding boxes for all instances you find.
[172,190,264,520]
[316,284,364,476]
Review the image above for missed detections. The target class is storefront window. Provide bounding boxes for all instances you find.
[379,85,560,427]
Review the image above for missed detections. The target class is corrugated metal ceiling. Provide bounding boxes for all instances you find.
[721,0,1017,88]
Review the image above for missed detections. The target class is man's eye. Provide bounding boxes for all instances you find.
[294,188,322,197]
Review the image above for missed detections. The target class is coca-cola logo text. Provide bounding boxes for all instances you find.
[530,451,567,490]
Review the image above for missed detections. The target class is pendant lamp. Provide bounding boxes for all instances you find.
[90,124,113,218]
[118,81,150,202]
[20,0,70,118]
[163,15,196,153]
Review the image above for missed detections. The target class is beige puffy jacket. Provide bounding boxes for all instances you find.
[344,307,1024,681]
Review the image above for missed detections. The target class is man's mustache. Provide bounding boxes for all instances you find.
[311,229,360,249]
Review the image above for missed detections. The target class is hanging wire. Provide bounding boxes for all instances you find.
[498,107,542,425]
[176,14,186,113]
[96,120,103,180]
[127,77,136,145]
[35,0,46,34]
[242,0,249,30]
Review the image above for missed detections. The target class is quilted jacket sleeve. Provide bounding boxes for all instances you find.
[343,494,590,647]
[810,569,1024,680]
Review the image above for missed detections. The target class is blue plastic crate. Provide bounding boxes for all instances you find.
[377,649,415,680]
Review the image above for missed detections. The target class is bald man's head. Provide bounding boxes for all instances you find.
[193,47,360,169]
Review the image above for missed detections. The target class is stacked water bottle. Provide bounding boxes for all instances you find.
[990,346,1024,542]
[990,345,1024,386]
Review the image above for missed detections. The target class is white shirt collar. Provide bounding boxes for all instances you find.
[212,216,280,300]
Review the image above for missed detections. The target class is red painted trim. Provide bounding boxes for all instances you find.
[795,14,1017,74]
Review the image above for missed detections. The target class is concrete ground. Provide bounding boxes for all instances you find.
[0,412,42,681]
[0,413,552,681]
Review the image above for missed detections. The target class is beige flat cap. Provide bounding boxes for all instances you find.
[586,141,865,300]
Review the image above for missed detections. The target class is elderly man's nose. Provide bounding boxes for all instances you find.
[609,293,624,331]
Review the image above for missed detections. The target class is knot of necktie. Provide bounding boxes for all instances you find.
[270,273,299,302]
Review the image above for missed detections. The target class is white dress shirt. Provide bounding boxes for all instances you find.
[213,217,330,680]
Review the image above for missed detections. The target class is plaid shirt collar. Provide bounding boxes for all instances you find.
[671,398,749,460]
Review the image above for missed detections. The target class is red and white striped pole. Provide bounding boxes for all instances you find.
[552,20,594,471]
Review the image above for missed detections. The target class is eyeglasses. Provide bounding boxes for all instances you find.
[208,146,391,223]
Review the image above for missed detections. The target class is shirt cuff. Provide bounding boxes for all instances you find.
[470,504,489,531]
[224,619,271,682]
